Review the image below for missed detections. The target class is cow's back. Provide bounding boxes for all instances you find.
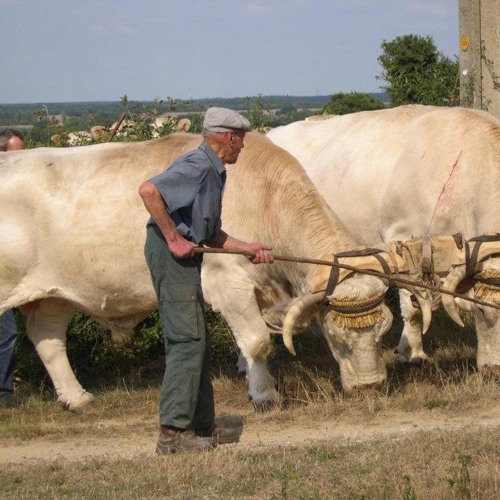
[378,107,500,241]
[268,105,500,245]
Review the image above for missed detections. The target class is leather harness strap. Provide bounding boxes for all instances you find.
[325,247,386,298]
[329,294,386,314]
[466,234,500,279]
[422,235,434,276]
[324,248,390,309]
[324,254,340,302]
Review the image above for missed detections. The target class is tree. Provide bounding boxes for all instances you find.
[246,95,273,132]
[377,34,459,106]
[321,92,384,115]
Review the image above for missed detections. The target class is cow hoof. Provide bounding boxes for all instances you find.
[396,353,428,366]
[72,402,97,415]
[253,398,278,413]
[62,392,96,414]
[352,381,385,394]
[480,365,500,380]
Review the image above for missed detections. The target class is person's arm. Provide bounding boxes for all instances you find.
[207,230,274,264]
[138,180,197,259]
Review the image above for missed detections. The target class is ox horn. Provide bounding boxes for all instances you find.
[398,284,433,334]
[282,292,324,356]
[441,266,467,327]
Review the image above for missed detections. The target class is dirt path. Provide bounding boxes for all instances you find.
[2,403,500,464]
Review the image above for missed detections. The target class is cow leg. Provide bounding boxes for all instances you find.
[236,351,247,377]
[230,319,277,411]
[396,289,429,364]
[219,300,277,409]
[202,260,278,410]
[473,304,500,377]
[27,298,95,412]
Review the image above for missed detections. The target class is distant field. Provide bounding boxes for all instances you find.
[0,93,388,127]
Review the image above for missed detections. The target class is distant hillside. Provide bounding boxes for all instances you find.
[0,94,389,127]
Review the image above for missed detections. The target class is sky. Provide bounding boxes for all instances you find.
[0,0,459,104]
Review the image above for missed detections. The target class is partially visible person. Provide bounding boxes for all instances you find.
[139,108,273,454]
[0,128,25,408]
[0,128,25,151]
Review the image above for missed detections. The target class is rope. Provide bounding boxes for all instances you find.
[193,247,500,312]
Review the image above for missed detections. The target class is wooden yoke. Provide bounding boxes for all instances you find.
[388,233,500,279]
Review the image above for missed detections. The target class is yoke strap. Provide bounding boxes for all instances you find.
[465,234,500,279]
[324,248,391,302]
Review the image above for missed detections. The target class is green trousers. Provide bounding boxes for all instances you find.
[144,225,215,429]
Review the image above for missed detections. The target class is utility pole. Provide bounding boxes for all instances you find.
[459,0,500,118]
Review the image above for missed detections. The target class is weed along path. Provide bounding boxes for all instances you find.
[1,402,500,464]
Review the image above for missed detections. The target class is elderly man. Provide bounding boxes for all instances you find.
[0,128,25,408]
[139,107,273,454]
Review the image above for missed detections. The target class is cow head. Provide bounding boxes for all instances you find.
[321,274,393,393]
[283,273,393,393]
[281,245,437,394]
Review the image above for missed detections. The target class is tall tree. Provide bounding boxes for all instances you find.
[377,35,459,106]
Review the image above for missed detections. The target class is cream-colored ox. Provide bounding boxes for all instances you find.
[0,132,409,413]
[267,104,500,375]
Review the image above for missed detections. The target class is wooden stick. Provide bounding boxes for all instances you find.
[108,112,127,142]
[193,247,500,311]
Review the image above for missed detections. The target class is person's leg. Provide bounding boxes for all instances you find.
[0,310,17,401]
[144,226,215,429]
[191,299,215,429]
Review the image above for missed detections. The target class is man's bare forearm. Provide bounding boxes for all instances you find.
[139,181,180,244]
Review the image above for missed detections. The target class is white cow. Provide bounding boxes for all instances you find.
[0,132,400,412]
[267,105,500,374]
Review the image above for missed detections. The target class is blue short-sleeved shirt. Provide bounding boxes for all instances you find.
[147,141,226,244]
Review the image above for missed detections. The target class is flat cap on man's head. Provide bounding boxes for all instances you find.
[203,107,251,133]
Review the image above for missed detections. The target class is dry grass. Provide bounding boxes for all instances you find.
[1,424,499,498]
[1,309,500,498]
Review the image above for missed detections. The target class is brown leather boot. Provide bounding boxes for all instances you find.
[194,425,241,445]
[156,426,216,454]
